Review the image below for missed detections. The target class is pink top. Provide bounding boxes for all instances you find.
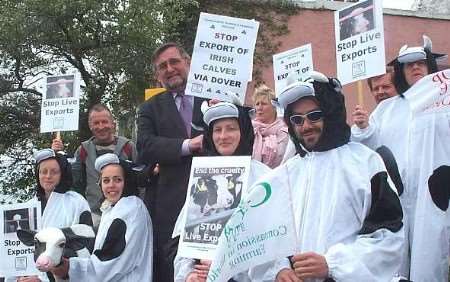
[252,118,289,168]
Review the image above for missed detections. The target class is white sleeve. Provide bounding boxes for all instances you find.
[68,213,151,281]
[350,120,379,149]
[173,256,194,282]
[324,227,404,282]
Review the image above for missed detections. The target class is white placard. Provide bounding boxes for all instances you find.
[273,44,314,95]
[335,0,385,85]
[207,166,298,282]
[40,74,80,133]
[185,13,260,105]
[0,201,41,277]
[177,156,251,260]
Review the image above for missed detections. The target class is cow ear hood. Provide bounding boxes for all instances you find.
[284,76,350,156]
[95,153,141,199]
[389,35,446,94]
[34,149,73,202]
[204,104,254,156]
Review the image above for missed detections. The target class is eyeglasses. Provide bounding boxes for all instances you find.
[39,169,61,177]
[156,57,184,72]
[289,110,324,126]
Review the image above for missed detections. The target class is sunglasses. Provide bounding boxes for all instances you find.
[289,110,324,126]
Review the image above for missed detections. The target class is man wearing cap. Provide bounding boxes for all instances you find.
[350,35,445,279]
[137,42,206,282]
[52,103,137,229]
[261,72,404,282]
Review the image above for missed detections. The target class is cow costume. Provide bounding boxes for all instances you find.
[351,36,446,279]
[173,101,271,282]
[257,72,404,281]
[8,149,93,282]
[61,153,153,282]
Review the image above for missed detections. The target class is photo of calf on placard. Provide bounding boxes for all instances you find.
[183,168,245,245]
[46,75,75,99]
[339,0,375,41]
[177,156,251,260]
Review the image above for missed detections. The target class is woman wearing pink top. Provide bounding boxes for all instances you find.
[251,85,289,168]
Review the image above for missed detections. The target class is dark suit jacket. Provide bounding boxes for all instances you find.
[137,92,205,238]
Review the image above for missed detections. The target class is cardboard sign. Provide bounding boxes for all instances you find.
[335,0,385,85]
[40,74,80,133]
[185,13,259,105]
[273,44,314,95]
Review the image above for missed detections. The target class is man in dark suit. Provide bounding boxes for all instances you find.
[137,42,205,282]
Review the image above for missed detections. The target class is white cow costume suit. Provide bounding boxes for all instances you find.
[173,102,271,282]
[67,154,153,282]
[10,149,93,282]
[351,36,446,279]
[259,73,404,281]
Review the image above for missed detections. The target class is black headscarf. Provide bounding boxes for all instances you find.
[283,78,350,157]
[98,158,139,200]
[203,105,255,157]
[392,49,440,95]
[34,151,73,208]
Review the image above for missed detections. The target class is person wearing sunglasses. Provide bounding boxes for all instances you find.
[257,72,404,282]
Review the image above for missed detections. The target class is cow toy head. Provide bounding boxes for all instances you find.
[17,224,95,272]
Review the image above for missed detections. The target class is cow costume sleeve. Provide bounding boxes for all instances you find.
[323,148,404,281]
[68,196,152,281]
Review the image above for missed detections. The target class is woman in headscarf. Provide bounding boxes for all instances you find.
[50,154,153,282]
[16,149,92,282]
[173,101,271,282]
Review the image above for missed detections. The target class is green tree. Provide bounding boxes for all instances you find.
[0,0,196,202]
[0,0,295,202]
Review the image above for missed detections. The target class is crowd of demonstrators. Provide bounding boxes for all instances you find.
[52,103,137,229]
[16,32,449,282]
[136,43,208,282]
[13,149,92,282]
[49,153,152,281]
[252,72,404,281]
[173,101,271,282]
[251,85,289,169]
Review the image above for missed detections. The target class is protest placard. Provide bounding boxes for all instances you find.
[0,201,41,277]
[335,0,385,85]
[40,74,80,133]
[177,156,252,260]
[207,166,297,282]
[185,13,259,105]
[273,44,314,95]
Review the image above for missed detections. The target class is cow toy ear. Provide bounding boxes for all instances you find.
[17,229,37,246]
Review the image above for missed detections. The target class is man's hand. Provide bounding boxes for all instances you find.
[352,105,369,129]
[292,252,328,279]
[51,138,64,151]
[276,268,302,282]
[187,259,211,282]
[17,276,41,282]
[50,257,69,279]
[189,134,203,153]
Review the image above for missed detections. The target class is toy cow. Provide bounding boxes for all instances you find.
[17,224,95,282]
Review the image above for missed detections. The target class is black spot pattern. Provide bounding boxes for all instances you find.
[360,172,403,234]
[428,165,450,211]
[94,218,127,261]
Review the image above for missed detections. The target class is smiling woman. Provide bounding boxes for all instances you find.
[50,153,153,282]
[251,85,289,168]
